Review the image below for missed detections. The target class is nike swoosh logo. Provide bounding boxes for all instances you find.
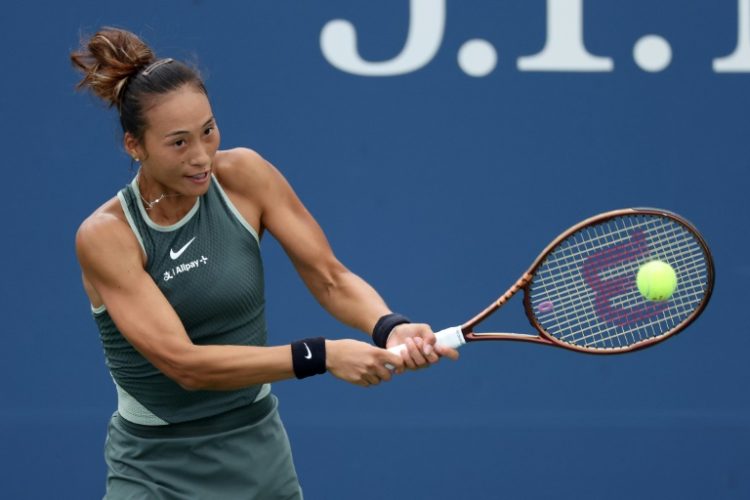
[303,342,312,360]
[170,237,196,260]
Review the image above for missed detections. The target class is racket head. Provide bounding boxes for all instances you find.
[522,208,714,354]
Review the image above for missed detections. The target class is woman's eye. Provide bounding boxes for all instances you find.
[204,126,214,135]
[174,139,186,147]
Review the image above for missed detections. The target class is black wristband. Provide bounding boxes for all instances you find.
[372,313,411,348]
[291,337,327,379]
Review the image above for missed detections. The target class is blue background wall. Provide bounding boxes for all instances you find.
[2,1,748,498]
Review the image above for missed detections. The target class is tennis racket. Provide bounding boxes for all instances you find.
[390,208,714,356]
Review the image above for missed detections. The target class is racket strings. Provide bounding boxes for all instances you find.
[528,214,710,350]
[534,222,698,314]
[548,219,704,344]
[538,233,704,295]
[546,221,706,348]
[547,260,706,338]
[535,242,706,324]
[541,219,691,274]
[559,278,707,348]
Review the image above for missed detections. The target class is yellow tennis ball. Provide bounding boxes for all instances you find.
[637,260,677,301]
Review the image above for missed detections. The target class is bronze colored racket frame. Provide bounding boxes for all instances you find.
[459,208,715,354]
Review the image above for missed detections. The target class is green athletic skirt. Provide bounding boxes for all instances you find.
[104,394,303,499]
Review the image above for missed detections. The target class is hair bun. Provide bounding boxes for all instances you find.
[71,27,156,107]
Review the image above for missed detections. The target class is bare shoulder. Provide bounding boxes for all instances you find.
[76,197,143,273]
[212,149,293,224]
[213,147,278,194]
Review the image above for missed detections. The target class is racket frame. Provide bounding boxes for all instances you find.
[458,208,715,354]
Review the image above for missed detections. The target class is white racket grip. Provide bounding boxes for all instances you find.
[385,326,465,370]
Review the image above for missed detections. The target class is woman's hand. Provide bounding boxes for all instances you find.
[385,323,460,370]
[326,339,405,387]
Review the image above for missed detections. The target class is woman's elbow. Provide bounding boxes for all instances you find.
[160,347,206,391]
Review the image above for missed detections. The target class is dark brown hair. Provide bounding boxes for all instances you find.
[71,27,208,142]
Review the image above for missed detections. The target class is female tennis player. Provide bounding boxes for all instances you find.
[71,27,458,499]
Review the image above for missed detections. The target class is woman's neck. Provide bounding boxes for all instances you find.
[136,171,199,225]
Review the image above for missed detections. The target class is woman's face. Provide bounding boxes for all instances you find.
[129,84,220,196]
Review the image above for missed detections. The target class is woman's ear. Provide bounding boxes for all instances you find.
[123,132,143,161]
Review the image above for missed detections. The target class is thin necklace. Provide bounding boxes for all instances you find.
[137,177,182,210]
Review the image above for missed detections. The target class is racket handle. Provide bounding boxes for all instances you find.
[385,326,465,370]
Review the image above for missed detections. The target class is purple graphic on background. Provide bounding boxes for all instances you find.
[582,230,668,326]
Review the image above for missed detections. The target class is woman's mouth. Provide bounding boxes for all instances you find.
[187,171,210,184]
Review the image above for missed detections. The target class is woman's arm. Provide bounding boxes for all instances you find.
[76,210,404,390]
[215,149,458,367]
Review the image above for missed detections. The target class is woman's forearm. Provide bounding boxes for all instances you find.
[176,344,295,391]
[308,266,392,334]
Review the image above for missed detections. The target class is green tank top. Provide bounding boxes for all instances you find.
[93,176,268,424]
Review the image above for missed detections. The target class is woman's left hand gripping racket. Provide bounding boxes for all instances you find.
[389,208,714,359]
